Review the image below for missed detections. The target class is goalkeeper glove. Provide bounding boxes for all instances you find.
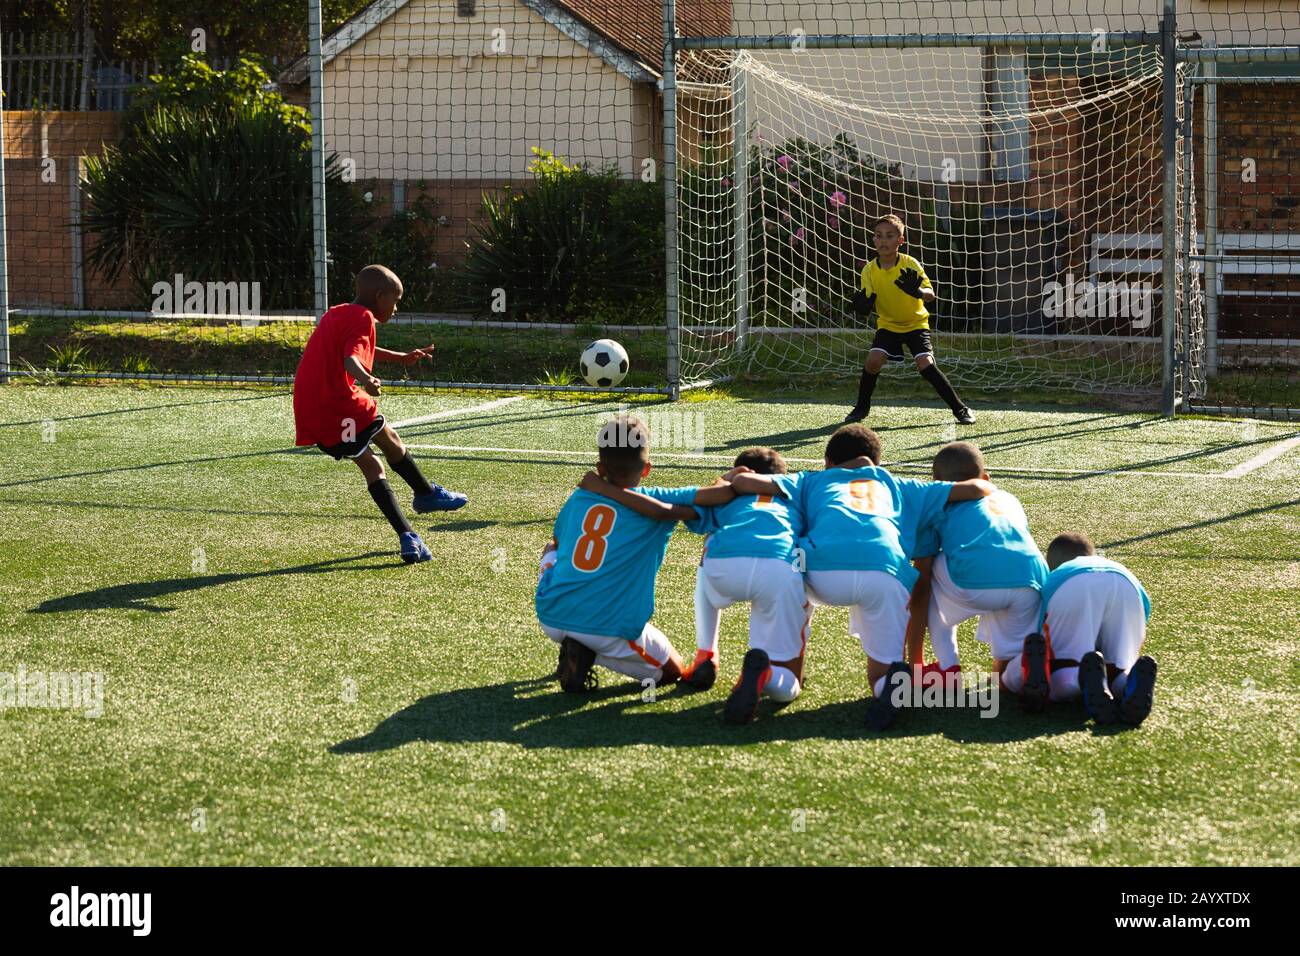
[894,267,926,299]
[851,290,877,321]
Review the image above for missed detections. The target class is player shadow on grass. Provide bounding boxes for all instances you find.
[331,675,1097,753]
[398,398,631,443]
[30,551,398,614]
[0,389,287,429]
[424,519,497,533]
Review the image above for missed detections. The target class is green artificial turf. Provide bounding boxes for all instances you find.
[0,382,1296,865]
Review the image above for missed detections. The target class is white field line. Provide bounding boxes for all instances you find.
[1224,435,1300,478]
[388,396,526,429]
[404,442,1226,479]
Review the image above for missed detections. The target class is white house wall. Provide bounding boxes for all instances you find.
[324,0,647,179]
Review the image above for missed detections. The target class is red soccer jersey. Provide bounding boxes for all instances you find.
[293,303,379,447]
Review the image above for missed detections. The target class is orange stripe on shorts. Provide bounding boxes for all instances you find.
[626,640,663,668]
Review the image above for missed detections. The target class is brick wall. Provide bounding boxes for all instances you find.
[3,111,136,309]
[1191,83,1300,336]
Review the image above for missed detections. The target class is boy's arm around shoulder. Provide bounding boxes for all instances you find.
[946,478,995,502]
[729,472,787,498]
[692,477,735,507]
[578,472,697,522]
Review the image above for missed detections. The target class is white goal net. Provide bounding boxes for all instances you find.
[674,42,1200,394]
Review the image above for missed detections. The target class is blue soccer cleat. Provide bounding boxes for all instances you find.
[413,484,469,513]
[1079,651,1119,724]
[1119,656,1158,726]
[398,531,433,564]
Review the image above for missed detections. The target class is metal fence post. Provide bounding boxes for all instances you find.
[732,65,749,358]
[0,35,10,384]
[663,0,681,399]
[1161,0,1179,415]
[1203,43,1219,378]
[308,0,329,318]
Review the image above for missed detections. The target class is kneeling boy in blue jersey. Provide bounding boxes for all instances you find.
[535,415,732,692]
[909,442,1048,689]
[684,447,811,725]
[1004,532,1156,725]
[741,424,994,730]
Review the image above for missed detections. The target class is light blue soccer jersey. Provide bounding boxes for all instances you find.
[796,466,953,590]
[926,490,1049,591]
[1039,556,1152,631]
[535,485,700,639]
[699,472,806,562]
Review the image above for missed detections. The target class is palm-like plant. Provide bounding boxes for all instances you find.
[82,102,370,311]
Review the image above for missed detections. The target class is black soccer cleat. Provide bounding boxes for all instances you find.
[1019,632,1051,714]
[723,649,771,725]
[556,637,598,693]
[954,406,977,425]
[1079,651,1119,724]
[865,660,912,731]
[1118,656,1158,727]
[682,655,717,691]
[843,405,870,424]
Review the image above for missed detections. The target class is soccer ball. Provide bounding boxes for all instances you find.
[580,339,629,388]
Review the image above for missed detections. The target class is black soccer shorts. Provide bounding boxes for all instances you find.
[869,328,934,362]
[316,414,387,460]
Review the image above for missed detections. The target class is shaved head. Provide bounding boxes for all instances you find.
[933,441,985,481]
[1047,532,1096,570]
[356,264,403,300]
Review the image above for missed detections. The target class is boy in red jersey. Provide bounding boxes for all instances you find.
[293,264,467,563]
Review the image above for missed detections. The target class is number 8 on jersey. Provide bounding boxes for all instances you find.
[572,504,617,572]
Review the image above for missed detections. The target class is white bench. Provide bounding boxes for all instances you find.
[1091,232,1300,299]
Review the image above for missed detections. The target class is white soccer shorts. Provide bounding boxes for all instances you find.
[695,556,811,665]
[805,569,910,664]
[928,553,1043,663]
[540,621,677,683]
[1042,572,1147,672]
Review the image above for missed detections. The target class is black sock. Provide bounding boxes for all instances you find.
[855,369,879,410]
[368,478,413,534]
[920,363,964,413]
[389,452,434,496]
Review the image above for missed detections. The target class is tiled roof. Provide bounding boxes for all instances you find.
[552,0,732,73]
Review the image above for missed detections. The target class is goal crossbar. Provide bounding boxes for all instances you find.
[676,32,1159,52]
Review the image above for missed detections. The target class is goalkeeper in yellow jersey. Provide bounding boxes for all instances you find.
[844,214,975,425]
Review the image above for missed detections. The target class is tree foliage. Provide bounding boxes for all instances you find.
[6,1,375,62]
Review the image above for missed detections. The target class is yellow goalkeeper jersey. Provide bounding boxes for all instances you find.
[861,253,933,333]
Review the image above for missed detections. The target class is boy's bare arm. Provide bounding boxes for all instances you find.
[729,473,786,498]
[906,556,934,665]
[375,344,435,365]
[946,478,995,502]
[343,355,382,396]
[693,480,735,506]
[578,472,697,522]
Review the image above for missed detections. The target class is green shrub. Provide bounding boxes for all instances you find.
[125,54,310,140]
[456,149,664,320]
[341,192,453,311]
[83,102,372,311]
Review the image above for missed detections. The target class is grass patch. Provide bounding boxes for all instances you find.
[0,382,1296,864]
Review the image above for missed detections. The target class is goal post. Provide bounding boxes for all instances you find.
[663,1,1208,403]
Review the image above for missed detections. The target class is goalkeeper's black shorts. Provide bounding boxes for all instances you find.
[870,328,933,362]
